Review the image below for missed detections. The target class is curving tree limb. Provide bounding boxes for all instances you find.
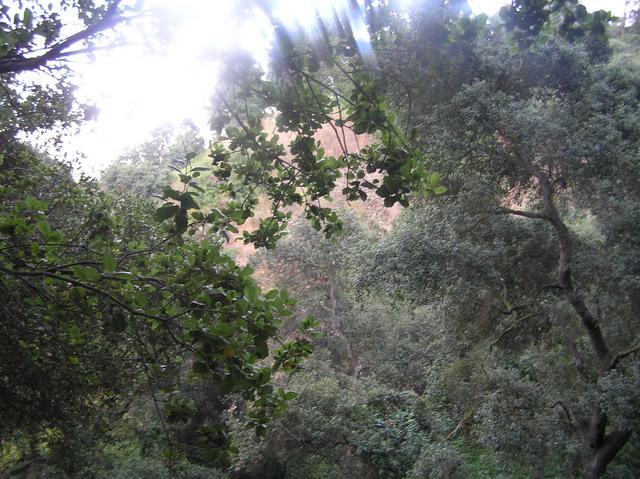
[0,0,126,75]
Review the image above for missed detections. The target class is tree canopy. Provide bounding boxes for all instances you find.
[1,0,640,477]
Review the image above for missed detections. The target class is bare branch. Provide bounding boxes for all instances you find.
[609,344,640,371]
[550,400,575,430]
[446,408,475,440]
[488,311,542,351]
[492,207,550,220]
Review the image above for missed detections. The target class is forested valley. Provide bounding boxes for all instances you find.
[1,0,640,478]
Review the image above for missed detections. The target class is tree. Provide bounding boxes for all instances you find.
[3,0,638,476]
[208,0,639,476]
[0,0,132,75]
[362,1,639,476]
[0,2,318,473]
[0,145,323,472]
[230,214,439,479]
[101,122,205,198]
[0,1,139,150]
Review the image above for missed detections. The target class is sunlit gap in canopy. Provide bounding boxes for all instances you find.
[389,0,513,16]
[72,0,272,176]
[73,0,382,176]
[62,0,627,175]
[271,0,377,66]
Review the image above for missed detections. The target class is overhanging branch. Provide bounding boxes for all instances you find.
[0,0,126,75]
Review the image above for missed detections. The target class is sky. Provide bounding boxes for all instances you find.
[63,0,629,176]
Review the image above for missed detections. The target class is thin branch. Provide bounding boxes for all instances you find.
[0,266,164,323]
[492,207,550,220]
[130,316,175,470]
[550,401,575,430]
[610,344,640,371]
[488,311,542,351]
[51,41,147,61]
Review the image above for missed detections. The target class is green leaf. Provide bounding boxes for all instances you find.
[155,203,178,222]
[162,186,182,201]
[25,196,48,211]
[72,266,101,282]
[255,339,268,359]
[68,324,82,344]
[244,284,259,303]
[257,368,271,385]
[192,362,208,374]
[429,172,442,186]
[37,220,51,236]
[23,8,33,27]
[133,292,149,308]
[180,193,200,210]
[69,286,85,301]
[102,254,116,272]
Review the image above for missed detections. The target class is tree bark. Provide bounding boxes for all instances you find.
[586,428,632,479]
[524,164,632,478]
[534,170,613,366]
[324,273,359,376]
[569,295,612,368]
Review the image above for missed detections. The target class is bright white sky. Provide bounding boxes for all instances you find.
[63,0,627,176]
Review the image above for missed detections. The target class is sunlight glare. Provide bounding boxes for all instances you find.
[72,0,269,176]
[69,0,628,176]
[273,0,346,30]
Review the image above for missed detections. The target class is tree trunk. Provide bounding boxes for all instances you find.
[526,164,632,478]
[586,428,632,479]
[325,274,359,376]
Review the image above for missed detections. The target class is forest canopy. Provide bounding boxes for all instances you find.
[1,0,640,478]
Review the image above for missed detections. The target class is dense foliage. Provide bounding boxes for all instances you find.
[101,122,205,198]
[1,0,639,477]
[1,1,318,474]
